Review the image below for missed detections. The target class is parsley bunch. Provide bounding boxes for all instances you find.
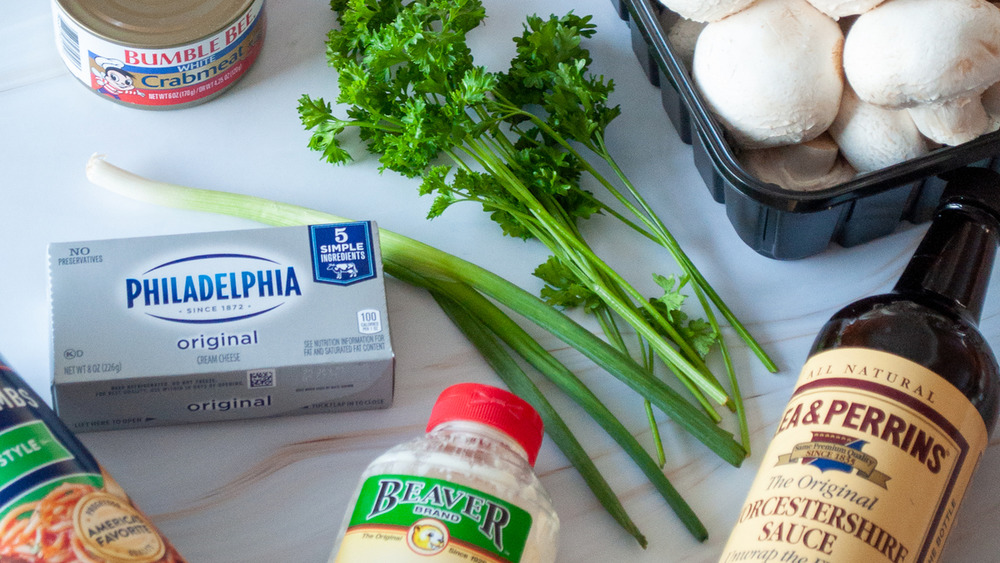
[298,0,776,544]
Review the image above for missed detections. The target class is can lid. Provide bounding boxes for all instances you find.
[426,383,544,466]
[55,0,258,48]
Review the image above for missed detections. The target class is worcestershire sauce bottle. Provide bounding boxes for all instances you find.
[719,168,1000,563]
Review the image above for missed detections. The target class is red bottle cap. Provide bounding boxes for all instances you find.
[426,383,544,466]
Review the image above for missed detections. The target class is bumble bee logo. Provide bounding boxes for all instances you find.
[407,518,448,555]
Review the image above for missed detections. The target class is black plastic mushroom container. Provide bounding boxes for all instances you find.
[615,0,1000,260]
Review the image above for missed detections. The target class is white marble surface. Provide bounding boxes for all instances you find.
[2,1,999,562]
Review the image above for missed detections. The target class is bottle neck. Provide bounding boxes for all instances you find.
[429,420,532,464]
[893,202,1000,323]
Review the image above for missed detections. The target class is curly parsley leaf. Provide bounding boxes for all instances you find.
[649,274,718,358]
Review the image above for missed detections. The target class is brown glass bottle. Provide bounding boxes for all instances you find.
[719,168,1000,563]
[812,167,1000,429]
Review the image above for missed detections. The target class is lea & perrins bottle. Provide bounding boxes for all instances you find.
[329,382,559,563]
[719,168,1000,563]
[0,354,186,562]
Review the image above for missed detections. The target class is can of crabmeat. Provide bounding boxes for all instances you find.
[0,354,187,562]
[51,0,266,109]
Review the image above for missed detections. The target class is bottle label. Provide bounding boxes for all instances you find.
[719,348,988,563]
[334,474,533,562]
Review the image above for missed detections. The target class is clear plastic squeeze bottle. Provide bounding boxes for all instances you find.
[329,382,560,562]
[719,168,1000,563]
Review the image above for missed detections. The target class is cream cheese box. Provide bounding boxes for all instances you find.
[49,222,394,432]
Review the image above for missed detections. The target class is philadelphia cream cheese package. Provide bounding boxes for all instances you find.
[49,222,394,432]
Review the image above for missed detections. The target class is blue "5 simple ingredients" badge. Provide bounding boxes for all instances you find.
[310,223,377,286]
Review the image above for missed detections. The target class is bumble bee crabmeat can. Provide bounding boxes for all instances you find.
[51,0,265,109]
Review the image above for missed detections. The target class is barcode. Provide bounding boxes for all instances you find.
[58,17,82,72]
[247,369,276,389]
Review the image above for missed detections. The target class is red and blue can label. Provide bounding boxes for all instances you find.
[52,0,265,109]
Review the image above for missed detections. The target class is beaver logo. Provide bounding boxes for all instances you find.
[407,518,449,555]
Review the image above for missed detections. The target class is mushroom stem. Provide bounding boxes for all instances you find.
[905,95,998,146]
[741,134,856,191]
[806,0,888,19]
[983,81,1000,119]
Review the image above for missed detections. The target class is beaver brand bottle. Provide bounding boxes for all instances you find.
[719,168,1000,563]
[329,382,559,563]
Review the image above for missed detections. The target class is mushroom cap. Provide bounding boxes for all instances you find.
[844,0,1000,108]
[657,0,760,22]
[828,85,929,172]
[805,0,887,19]
[693,0,844,148]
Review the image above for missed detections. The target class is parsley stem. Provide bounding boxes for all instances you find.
[505,102,774,378]
[592,134,777,374]
[464,138,731,406]
[644,400,666,468]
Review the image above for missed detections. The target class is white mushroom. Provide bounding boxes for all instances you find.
[843,0,1000,146]
[692,0,844,149]
[740,134,857,191]
[805,0,888,19]
[656,0,759,22]
[828,85,930,173]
